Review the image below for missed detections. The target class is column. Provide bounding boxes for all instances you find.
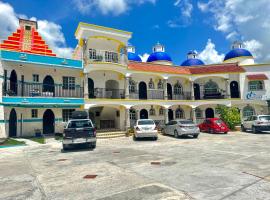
[164,108,169,124]
[125,76,130,99]
[164,79,168,100]
[192,108,196,123]
[84,73,89,98]
[225,79,230,99]
[125,108,130,131]
[191,81,194,100]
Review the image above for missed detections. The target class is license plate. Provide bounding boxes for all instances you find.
[73,138,86,144]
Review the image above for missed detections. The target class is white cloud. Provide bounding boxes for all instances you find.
[198,39,224,64]
[197,0,270,62]
[139,53,150,62]
[73,0,156,16]
[0,1,73,58]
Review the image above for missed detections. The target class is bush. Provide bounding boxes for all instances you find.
[216,105,241,130]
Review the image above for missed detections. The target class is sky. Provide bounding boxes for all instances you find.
[0,0,270,65]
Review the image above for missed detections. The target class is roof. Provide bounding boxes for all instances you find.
[147,52,172,63]
[128,62,245,75]
[246,74,268,80]
[128,52,142,62]
[181,58,205,66]
[0,26,56,56]
[224,48,253,61]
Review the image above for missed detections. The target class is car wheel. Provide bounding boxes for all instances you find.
[252,126,257,134]
[209,128,214,134]
[174,130,178,138]
[241,125,246,132]
[193,134,199,138]
[153,137,158,141]
[133,135,137,141]
[62,144,69,151]
[91,142,96,149]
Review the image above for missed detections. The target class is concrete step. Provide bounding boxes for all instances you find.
[97,131,126,139]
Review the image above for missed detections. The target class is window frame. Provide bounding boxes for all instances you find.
[62,109,75,122]
[31,109,38,118]
[33,74,39,83]
[63,76,76,90]
[248,80,264,91]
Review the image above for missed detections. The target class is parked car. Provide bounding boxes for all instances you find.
[161,119,200,138]
[199,118,229,134]
[134,119,158,140]
[241,115,270,133]
[62,111,96,150]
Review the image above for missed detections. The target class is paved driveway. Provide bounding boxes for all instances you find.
[0,132,270,200]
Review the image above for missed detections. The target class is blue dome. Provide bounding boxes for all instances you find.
[224,48,253,61]
[147,52,172,62]
[181,58,204,66]
[128,52,142,62]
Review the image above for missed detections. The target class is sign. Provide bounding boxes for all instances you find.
[246,91,264,100]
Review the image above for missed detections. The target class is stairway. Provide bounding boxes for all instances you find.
[96,131,126,139]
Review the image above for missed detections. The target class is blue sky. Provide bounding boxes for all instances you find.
[1,0,270,64]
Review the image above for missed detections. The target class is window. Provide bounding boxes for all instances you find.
[25,25,31,30]
[195,108,202,118]
[243,106,255,118]
[157,79,163,89]
[174,81,183,95]
[129,109,136,120]
[33,74,39,82]
[31,109,38,118]
[248,81,264,91]
[149,106,156,116]
[62,109,75,122]
[159,107,164,115]
[204,80,218,94]
[68,120,92,128]
[89,48,97,60]
[175,108,184,119]
[148,78,155,89]
[63,77,75,90]
[105,51,118,63]
[129,79,136,93]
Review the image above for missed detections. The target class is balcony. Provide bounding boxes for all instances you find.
[169,92,192,100]
[90,88,125,99]
[3,81,83,98]
[88,49,128,65]
[129,89,164,100]
[203,88,226,99]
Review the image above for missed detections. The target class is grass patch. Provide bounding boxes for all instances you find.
[0,138,26,146]
[28,137,46,144]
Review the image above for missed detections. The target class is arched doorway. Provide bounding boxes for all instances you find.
[10,70,18,95]
[106,80,119,98]
[140,109,148,119]
[194,83,200,100]
[167,83,172,100]
[139,82,147,99]
[43,109,55,134]
[88,78,95,98]
[205,108,214,118]
[230,81,240,98]
[43,76,55,96]
[9,108,17,137]
[168,109,174,121]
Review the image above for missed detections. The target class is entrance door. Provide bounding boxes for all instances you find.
[194,83,200,100]
[9,108,17,137]
[139,82,147,99]
[167,83,172,100]
[230,81,240,98]
[43,76,55,96]
[10,70,18,95]
[43,109,55,134]
[205,108,214,118]
[140,109,148,119]
[168,109,174,121]
[88,78,95,98]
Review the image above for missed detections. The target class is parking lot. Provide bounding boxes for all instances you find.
[1,132,270,200]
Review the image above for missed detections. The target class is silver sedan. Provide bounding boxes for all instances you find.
[162,119,200,138]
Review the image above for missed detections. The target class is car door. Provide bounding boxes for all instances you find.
[169,121,176,135]
[164,122,170,134]
[245,116,253,129]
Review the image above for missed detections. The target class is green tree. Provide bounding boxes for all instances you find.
[216,105,241,130]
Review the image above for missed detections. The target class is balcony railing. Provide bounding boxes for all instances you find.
[170,92,192,100]
[3,81,83,98]
[89,49,128,65]
[129,89,164,100]
[91,88,125,99]
[203,89,226,99]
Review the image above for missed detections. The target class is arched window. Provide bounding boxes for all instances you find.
[159,107,164,115]
[129,109,136,120]
[129,79,136,93]
[149,106,156,116]
[174,81,183,95]
[204,80,218,94]
[157,79,163,89]
[195,108,203,118]
[148,78,155,89]
[248,81,264,91]
[175,108,184,119]
[243,106,255,118]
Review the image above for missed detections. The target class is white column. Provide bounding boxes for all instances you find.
[191,81,195,100]
[192,108,196,123]
[164,79,168,100]
[84,73,89,99]
[164,108,169,124]
[225,79,230,99]
[125,76,130,99]
[125,108,130,131]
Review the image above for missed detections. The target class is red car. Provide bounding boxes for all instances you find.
[199,118,229,134]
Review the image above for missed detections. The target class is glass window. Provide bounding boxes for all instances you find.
[174,81,183,95]
[178,120,194,125]
[259,116,270,121]
[89,48,97,60]
[31,109,38,118]
[175,108,184,119]
[62,109,75,122]
[33,74,39,82]
[149,106,156,116]
[248,81,264,91]
[63,77,75,90]
[243,106,255,118]
[68,120,92,128]
[138,120,155,125]
[204,80,218,94]
[148,78,155,89]
[129,79,136,93]
[129,109,136,120]
[105,51,118,63]
[159,107,164,115]
[195,108,202,118]
[157,79,163,89]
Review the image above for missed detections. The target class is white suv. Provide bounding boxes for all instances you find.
[241,115,270,133]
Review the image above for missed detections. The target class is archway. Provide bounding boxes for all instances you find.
[140,109,148,119]
[9,108,17,137]
[139,82,147,99]
[106,80,119,98]
[43,76,55,96]
[88,78,95,98]
[167,83,172,100]
[10,70,18,95]
[168,109,174,121]
[43,109,55,134]
[205,108,214,118]
[194,83,200,100]
[230,81,240,98]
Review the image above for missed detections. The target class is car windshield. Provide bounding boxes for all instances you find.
[68,120,92,128]
[138,120,155,125]
[214,119,223,124]
[259,116,270,121]
[178,120,194,125]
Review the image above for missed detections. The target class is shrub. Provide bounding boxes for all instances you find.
[216,105,241,130]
